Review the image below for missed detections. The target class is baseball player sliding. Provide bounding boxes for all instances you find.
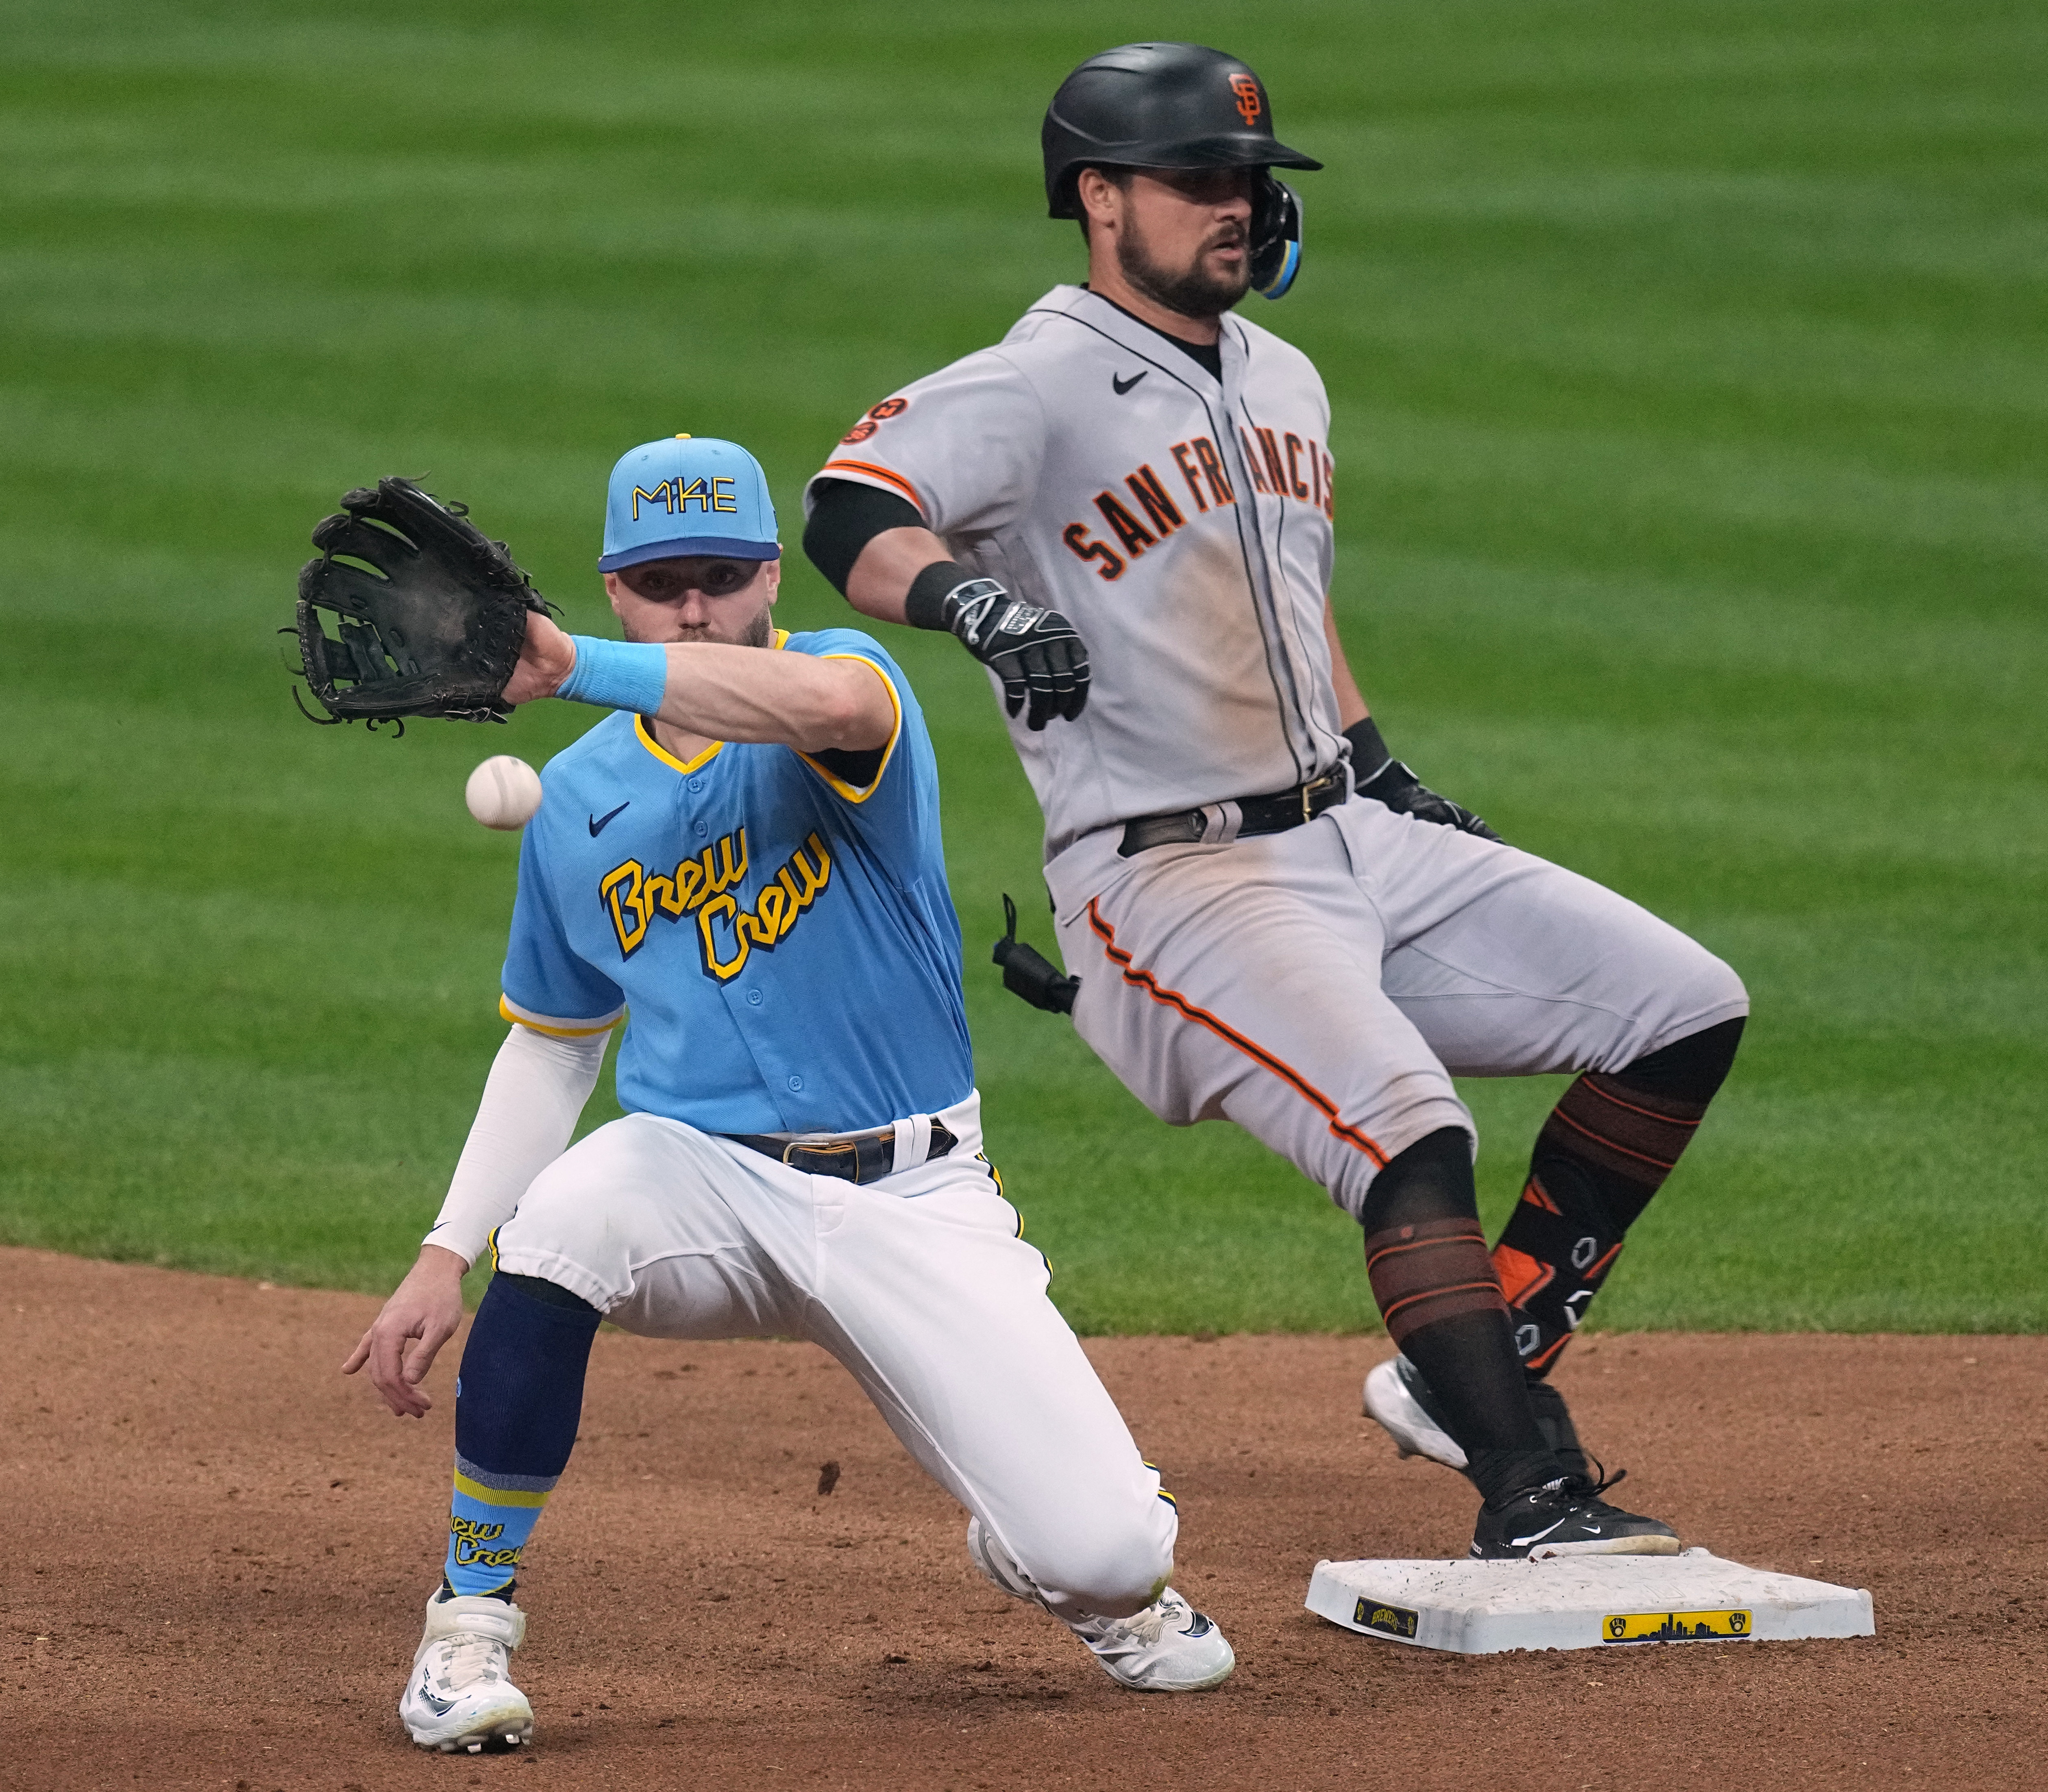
[802,43,1749,1561]
[343,435,1232,1755]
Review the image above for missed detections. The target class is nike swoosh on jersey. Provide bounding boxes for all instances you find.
[588,801,631,837]
[1112,370,1148,395]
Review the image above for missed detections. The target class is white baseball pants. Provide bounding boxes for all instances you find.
[1047,796,1749,1220]
[490,1091,1177,1622]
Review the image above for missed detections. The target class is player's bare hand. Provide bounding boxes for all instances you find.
[943,580,1090,729]
[502,607,579,707]
[343,1244,469,1419]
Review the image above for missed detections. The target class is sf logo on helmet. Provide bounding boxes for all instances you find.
[1229,74,1262,125]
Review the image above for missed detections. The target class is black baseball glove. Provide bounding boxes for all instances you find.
[1346,717,1503,842]
[292,476,555,729]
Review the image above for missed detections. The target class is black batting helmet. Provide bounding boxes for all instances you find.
[1041,41,1322,220]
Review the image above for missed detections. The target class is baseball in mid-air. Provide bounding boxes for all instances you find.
[465,755,543,830]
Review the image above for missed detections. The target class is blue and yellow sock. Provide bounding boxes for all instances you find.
[441,1271,602,1601]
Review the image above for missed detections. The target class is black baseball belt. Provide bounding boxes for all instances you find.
[721,1120,959,1185]
[1117,764,1350,858]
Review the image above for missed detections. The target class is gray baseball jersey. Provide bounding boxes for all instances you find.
[804,284,1345,857]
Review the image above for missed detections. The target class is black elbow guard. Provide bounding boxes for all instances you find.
[803,478,924,595]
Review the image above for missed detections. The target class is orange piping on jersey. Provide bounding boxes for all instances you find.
[1085,900,1389,1168]
[1523,1332,1571,1371]
[818,459,925,515]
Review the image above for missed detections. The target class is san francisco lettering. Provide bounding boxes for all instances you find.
[1060,426,1332,581]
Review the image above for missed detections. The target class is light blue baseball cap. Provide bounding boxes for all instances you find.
[598,435,780,572]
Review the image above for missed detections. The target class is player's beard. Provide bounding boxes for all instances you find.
[666,603,775,650]
[1116,215,1252,320]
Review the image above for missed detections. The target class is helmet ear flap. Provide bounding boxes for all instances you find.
[1250,176,1303,299]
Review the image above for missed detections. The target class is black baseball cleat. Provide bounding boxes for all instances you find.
[1469,1470,1681,1561]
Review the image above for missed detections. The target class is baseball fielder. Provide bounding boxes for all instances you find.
[344,435,1232,1755]
[801,43,1750,1560]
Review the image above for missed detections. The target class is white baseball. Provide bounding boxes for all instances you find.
[465,755,543,830]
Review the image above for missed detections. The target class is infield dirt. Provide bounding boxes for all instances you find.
[5,1247,2040,1790]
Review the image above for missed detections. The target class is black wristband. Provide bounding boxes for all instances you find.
[904,560,968,631]
[1344,715,1393,783]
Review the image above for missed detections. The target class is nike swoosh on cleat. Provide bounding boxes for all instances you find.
[588,801,630,837]
[417,1680,456,1717]
[1510,1516,1571,1549]
[1112,371,1148,396]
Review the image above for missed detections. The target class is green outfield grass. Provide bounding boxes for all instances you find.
[1,0,2042,1331]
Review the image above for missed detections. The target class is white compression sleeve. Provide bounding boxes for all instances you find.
[422,1023,612,1269]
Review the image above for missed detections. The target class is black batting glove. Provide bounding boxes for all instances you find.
[1345,717,1503,843]
[904,563,1090,731]
[945,579,1089,731]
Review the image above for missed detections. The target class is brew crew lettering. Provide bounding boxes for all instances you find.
[599,827,836,981]
[1062,426,1330,578]
[449,1516,522,1569]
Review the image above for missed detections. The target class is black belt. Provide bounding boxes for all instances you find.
[1118,766,1350,857]
[722,1120,958,1184]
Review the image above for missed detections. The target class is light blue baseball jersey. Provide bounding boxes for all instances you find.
[499,628,973,1135]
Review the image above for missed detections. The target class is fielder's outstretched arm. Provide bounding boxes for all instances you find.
[341,1022,611,1419]
[502,609,895,753]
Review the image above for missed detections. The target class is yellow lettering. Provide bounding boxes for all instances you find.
[454,1539,525,1567]
[601,861,649,956]
[680,476,710,511]
[790,833,831,902]
[775,866,805,936]
[630,481,675,521]
[696,891,750,981]
[712,476,737,513]
[605,828,829,977]
[710,828,748,894]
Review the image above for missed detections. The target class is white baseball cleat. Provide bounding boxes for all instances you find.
[1363,1353,1469,1471]
[399,1592,535,1753]
[965,1516,1234,1693]
[1069,1588,1236,1692]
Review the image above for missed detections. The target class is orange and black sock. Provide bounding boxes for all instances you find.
[1493,1018,1744,1377]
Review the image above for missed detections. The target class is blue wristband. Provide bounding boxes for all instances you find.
[556,635,669,715]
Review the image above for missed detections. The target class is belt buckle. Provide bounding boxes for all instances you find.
[783,1137,859,1178]
[1303,768,1339,824]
